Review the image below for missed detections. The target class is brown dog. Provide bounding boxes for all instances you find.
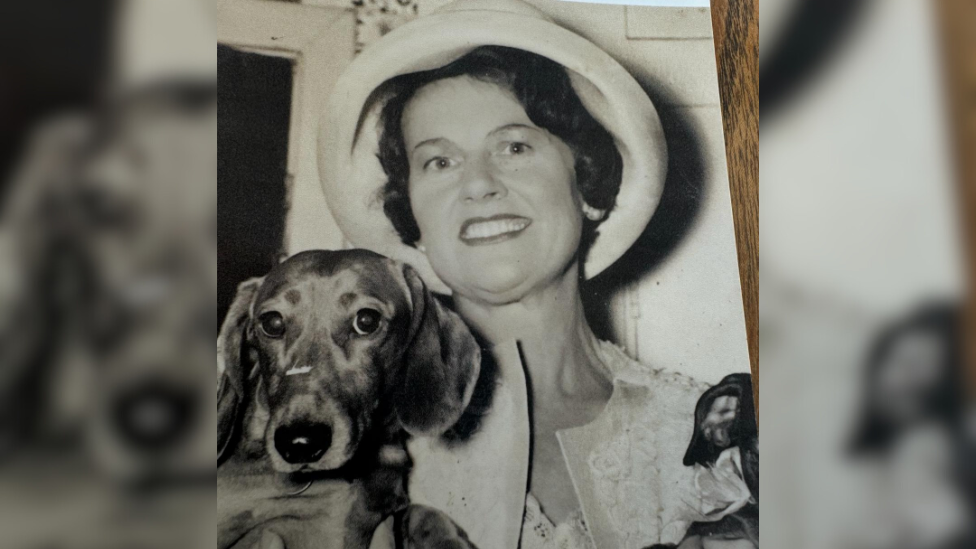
[218,250,480,549]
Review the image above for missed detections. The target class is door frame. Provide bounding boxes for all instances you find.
[218,0,356,253]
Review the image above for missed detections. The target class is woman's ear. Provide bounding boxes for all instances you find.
[395,265,481,437]
[217,277,264,464]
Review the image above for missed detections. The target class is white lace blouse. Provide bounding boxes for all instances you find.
[521,493,593,549]
[406,339,753,549]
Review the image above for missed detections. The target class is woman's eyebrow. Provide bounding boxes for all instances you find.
[411,137,450,152]
[489,123,541,137]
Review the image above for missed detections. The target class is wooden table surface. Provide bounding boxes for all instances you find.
[710,0,760,407]
[937,0,976,393]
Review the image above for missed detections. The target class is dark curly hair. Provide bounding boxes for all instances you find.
[374,46,623,247]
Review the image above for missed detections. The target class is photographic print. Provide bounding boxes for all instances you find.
[217,1,756,547]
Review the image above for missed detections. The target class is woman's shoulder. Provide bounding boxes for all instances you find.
[594,338,711,396]
[590,339,711,449]
[570,341,728,546]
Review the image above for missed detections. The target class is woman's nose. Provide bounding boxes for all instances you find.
[460,157,508,203]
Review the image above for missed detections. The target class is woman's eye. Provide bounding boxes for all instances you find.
[353,308,382,336]
[506,142,531,155]
[259,312,286,338]
[423,157,453,171]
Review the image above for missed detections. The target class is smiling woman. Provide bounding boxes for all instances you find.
[374,47,618,304]
[315,1,756,548]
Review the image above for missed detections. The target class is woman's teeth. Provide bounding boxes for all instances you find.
[462,218,530,240]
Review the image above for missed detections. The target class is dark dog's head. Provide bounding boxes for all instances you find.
[683,373,757,468]
[217,250,481,473]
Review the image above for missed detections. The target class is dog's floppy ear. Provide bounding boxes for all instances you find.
[218,277,263,464]
[395,265,481,437]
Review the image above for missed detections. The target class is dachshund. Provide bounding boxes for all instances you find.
[217,249,480,549]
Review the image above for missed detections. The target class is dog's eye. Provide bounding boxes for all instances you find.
[353,308,382,336]
[259,312,286,338]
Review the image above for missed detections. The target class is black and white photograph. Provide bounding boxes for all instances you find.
[10,0,976,548]
[217,1,756,548]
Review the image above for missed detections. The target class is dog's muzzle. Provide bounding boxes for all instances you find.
[111,379,198,452]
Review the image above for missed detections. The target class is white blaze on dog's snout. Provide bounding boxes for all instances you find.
[285,365,313,376]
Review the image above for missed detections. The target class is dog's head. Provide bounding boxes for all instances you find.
[217,250,480,473]
[683,373,757,467]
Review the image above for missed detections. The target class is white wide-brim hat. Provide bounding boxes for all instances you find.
[319,0,666,294]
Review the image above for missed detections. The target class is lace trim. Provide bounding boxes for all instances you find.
[521,494,594,549]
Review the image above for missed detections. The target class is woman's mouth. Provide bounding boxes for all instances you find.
[459,215,532,245]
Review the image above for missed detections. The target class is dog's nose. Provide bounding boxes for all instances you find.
[111,380,196,452]
[274,422,332,464]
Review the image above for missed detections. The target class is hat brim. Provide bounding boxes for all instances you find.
[319,3,666,294]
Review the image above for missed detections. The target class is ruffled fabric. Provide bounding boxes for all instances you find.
[554,340,750,548]
[694,447,753,518]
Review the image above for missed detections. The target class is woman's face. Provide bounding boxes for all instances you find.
[402,76,583,304]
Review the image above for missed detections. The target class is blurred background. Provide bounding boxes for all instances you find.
[760,1,974,548]
[0,0,216,547]
[0,0,973,548]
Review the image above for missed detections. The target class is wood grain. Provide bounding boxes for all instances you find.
[936,0,976,394]
[710,0,760,408]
